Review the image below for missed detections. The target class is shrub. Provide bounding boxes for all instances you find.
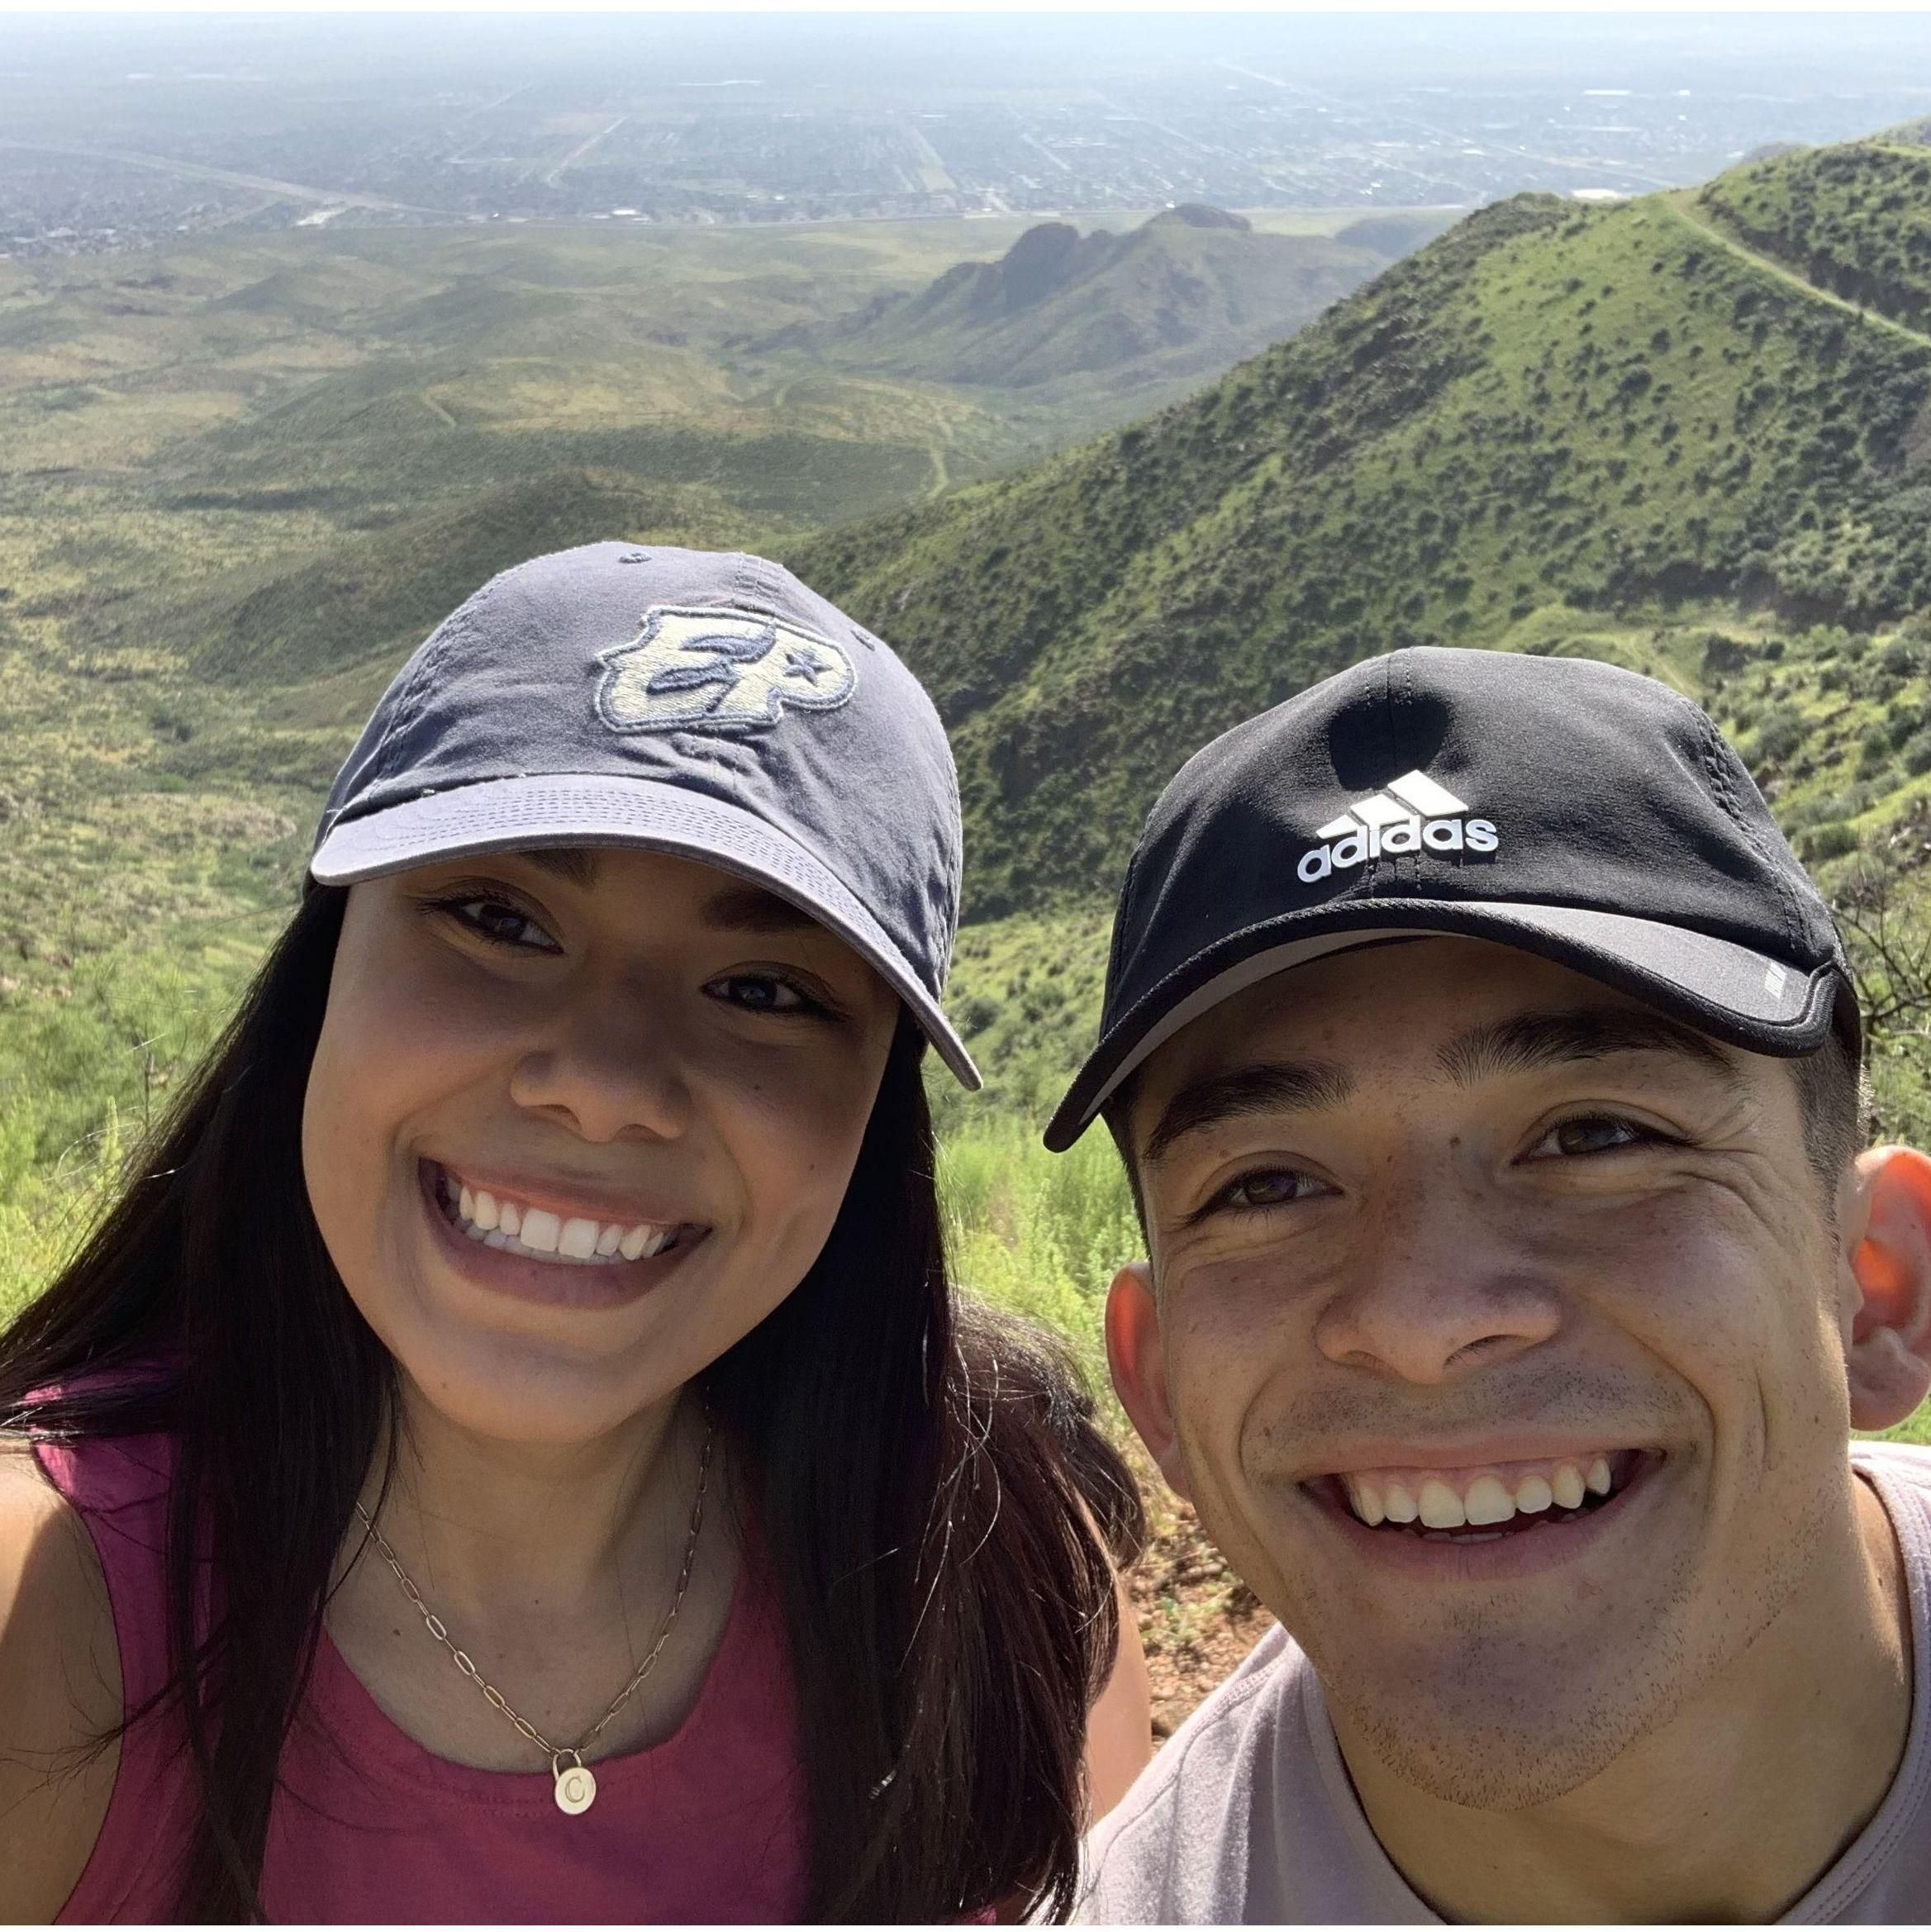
[1881,635,1928,679]
[1802,821,1859,862]
[1753,707,1807,764]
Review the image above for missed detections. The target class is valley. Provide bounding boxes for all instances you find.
[8,138,1931,1719]
[0,197,1425,1302]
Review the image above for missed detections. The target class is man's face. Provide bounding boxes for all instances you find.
[1111,935,1862,1808]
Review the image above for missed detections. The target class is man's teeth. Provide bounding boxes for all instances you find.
[1345,1455,1622,1531]
[445,1175,678,1267]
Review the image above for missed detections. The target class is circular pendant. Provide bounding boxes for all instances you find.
[554,1760,597,1816]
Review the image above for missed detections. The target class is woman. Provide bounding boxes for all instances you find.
[0,543,1149,1922]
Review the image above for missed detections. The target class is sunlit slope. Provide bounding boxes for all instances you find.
[184,469,756,682]
[798,156,1931,917]
[0,217,1075,703]
[1696,134,1931,334]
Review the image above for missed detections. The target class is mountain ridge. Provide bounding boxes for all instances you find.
[767,204,1437,393]
[792,152,1931,921]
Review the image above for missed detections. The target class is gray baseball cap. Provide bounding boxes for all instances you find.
[309,541,979,1088]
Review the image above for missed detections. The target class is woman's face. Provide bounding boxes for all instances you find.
[302,847,901,1444]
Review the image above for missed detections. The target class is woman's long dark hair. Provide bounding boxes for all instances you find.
[0,883,1143,1922]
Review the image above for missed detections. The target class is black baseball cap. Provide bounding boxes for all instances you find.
[310,541,979,1088]
[1044,646,1857,1150]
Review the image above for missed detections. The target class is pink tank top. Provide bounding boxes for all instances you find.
[32,1428,810,1924]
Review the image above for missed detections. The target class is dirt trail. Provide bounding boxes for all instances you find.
[1662,190,1931,354]
[1114,1435,1269,1735]
[1130,1495,1270,1738]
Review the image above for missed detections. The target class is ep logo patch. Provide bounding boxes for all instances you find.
[597,605,856,735]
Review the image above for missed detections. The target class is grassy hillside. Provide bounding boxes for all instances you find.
[797,164,1931,921]
[1697,136,1931,334]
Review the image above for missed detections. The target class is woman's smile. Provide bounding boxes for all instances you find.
[416,1158,711,1312]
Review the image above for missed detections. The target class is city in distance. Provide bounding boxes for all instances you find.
[7,12,1931,256]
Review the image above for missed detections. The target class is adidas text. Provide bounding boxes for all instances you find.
[1296,770,1497,884]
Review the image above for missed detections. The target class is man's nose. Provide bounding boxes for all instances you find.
[507,989,693,1144]
[1311,1174,1562,1384]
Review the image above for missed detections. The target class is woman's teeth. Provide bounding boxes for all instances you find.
[438,1171,679,1267]
[1341,1454,1629,1538]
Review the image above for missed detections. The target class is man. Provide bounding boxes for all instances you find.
[1052,647,1931,1922]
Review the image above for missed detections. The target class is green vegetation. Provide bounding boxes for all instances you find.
[797,174,1931,916]
[0,930,264,1320]
[10,137,1931,1460]
[939,1119,1137,1390]
[1697,136,1931,335]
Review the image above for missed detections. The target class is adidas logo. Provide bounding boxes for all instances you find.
[1296,770,1498,884]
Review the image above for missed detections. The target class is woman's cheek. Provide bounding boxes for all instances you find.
[301,929,497,1275]
[716,1054,873,1262]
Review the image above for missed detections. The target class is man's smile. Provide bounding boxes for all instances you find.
[1290,1440,1671,1581]
[1320,1445,1657,1536]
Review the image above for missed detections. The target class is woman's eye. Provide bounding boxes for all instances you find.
[707,973,820,1016]
[445,897,559,953]
[1529,1115,1663,1159]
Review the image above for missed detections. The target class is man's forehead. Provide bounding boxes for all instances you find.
[1127,936,1748,1149]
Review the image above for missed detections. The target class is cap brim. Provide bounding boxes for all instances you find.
[1044,897,1849,1150]
[310,773,981,1091]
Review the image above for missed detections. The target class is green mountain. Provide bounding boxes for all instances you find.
[185,469,755,685]
[1696,136,1931,332]
[796,145,1931,931]
[16,135,1931,1222]
[777,204,1425,397]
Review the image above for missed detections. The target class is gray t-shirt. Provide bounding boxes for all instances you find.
[1081,1442,1931,1924]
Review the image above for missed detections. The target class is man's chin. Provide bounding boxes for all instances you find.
[1340,1691,1645,1811]
[1319,1613,1691,1811]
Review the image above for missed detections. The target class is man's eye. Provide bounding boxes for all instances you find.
[1529,1115,1665,1159]
[1207,1168,1329,1214]
[443,897,559,953]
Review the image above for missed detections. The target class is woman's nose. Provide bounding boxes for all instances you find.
[507,997,693,1144]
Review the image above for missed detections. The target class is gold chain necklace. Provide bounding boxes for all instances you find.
[353,1420,716,1816]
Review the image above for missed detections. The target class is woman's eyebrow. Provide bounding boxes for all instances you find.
[700,883,822,935]
[518,847,600,887]
[497,854,817,933]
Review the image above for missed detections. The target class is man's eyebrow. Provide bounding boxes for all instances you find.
[1143,1060,1353,1166]
[1438,1007,1743,1088]
[699,882,823,935]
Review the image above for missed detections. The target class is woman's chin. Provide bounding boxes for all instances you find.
[345,1224,716,1449]
[388,1324,697,1449]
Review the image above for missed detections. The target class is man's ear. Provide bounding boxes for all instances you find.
[1844,1145,1931,1432]
[1106,1261,1191,1501]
